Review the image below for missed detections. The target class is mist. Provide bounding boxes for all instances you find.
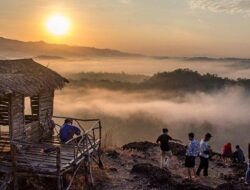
[53,86,250,152]
[34,56,250,153]
[37,57,250,79]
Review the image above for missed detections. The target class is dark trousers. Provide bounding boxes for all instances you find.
[196,156,209,176]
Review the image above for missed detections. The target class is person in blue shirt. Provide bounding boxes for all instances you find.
[233,145,245,163]
[60,118,81,143]
[185,132,200,180]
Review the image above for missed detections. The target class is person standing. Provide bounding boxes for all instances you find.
[156,128,181,169]
[196,133,212,177]
[245,143,250,185]
[185,132,200,180]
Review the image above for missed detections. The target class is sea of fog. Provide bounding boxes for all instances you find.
[37,57,250,79]
[37,57,250,152]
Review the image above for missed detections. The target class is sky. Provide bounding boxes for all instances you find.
[1,0,250,57]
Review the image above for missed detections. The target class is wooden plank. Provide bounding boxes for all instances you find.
[0,109,9,112]
[15,163,57,174]
[9,94,25,140]
[0,102,9,106]
[0,115,9,119]
[0,98,10,102]
[0,121,9,125]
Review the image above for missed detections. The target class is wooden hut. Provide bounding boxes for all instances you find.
[0,59,103,189]
[0,58,67,140]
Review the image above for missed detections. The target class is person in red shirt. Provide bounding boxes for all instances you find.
[222,142,233,163]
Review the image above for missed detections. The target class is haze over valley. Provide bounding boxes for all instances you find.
[1,37,250,151]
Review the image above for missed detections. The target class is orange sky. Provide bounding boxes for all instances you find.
[1,0,250,57]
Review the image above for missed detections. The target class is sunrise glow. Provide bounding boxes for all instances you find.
[46,15,70,36]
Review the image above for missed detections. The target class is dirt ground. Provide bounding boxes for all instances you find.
[92,142,245,190]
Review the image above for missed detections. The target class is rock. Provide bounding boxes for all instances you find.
[216,162,226,167]
[106,150,120,159]
[131,163,212,190]
[109,167,118,172]
[174,181,213,190]
[223,173,234,181]
[169,142,186,159]
[102,141,250,189]
[228,163,248,180]
[131,154,143,159]
[131,163,171,188]
[216,182,250,190]
[122,141,157,152]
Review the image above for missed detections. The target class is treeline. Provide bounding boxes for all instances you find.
[68,69,250,92]
[67,72,148,83]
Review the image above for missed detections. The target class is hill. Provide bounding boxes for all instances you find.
[0,37,141,58]
[69,69,250,92]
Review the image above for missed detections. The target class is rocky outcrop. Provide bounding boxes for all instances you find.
[216,182,250,190]
[105,150,120,159]
[122,141,157,152]
[131,163,213,190]
[131,163,171,186]
[96,141,250,190]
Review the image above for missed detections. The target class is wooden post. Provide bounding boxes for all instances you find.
[9,94,25,140]
[98,120,103,169]
[11,144,18,190]
[56,147,62,190]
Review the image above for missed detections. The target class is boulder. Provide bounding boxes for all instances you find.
[131,163,212,190]
[122,141,157,152]
[106,150,120,159]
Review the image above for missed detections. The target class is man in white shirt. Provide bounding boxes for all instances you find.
[196,133,212,177]
[185,132,200,180]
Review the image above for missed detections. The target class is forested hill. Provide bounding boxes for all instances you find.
[69,69,250,92]
[143,69,250,91]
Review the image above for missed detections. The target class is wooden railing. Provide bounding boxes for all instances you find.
[10,116,103,189]
[52,116,102,134]
[52,116,103,170]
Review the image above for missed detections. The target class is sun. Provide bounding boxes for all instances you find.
[46,15,70,36]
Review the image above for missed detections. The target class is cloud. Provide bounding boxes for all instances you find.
[190,0,250,15]
[54,86,250,150]
[120,0,132,4]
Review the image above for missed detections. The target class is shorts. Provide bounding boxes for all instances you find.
[185,156,196,168]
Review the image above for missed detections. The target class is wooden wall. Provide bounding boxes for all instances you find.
[0,96,10,126]
[9,94,24,140]
[39,91,54,138]
[0,91,55,141]
[23,91,54,141]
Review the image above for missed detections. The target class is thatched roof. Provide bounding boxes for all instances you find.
[0,59,68,96]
